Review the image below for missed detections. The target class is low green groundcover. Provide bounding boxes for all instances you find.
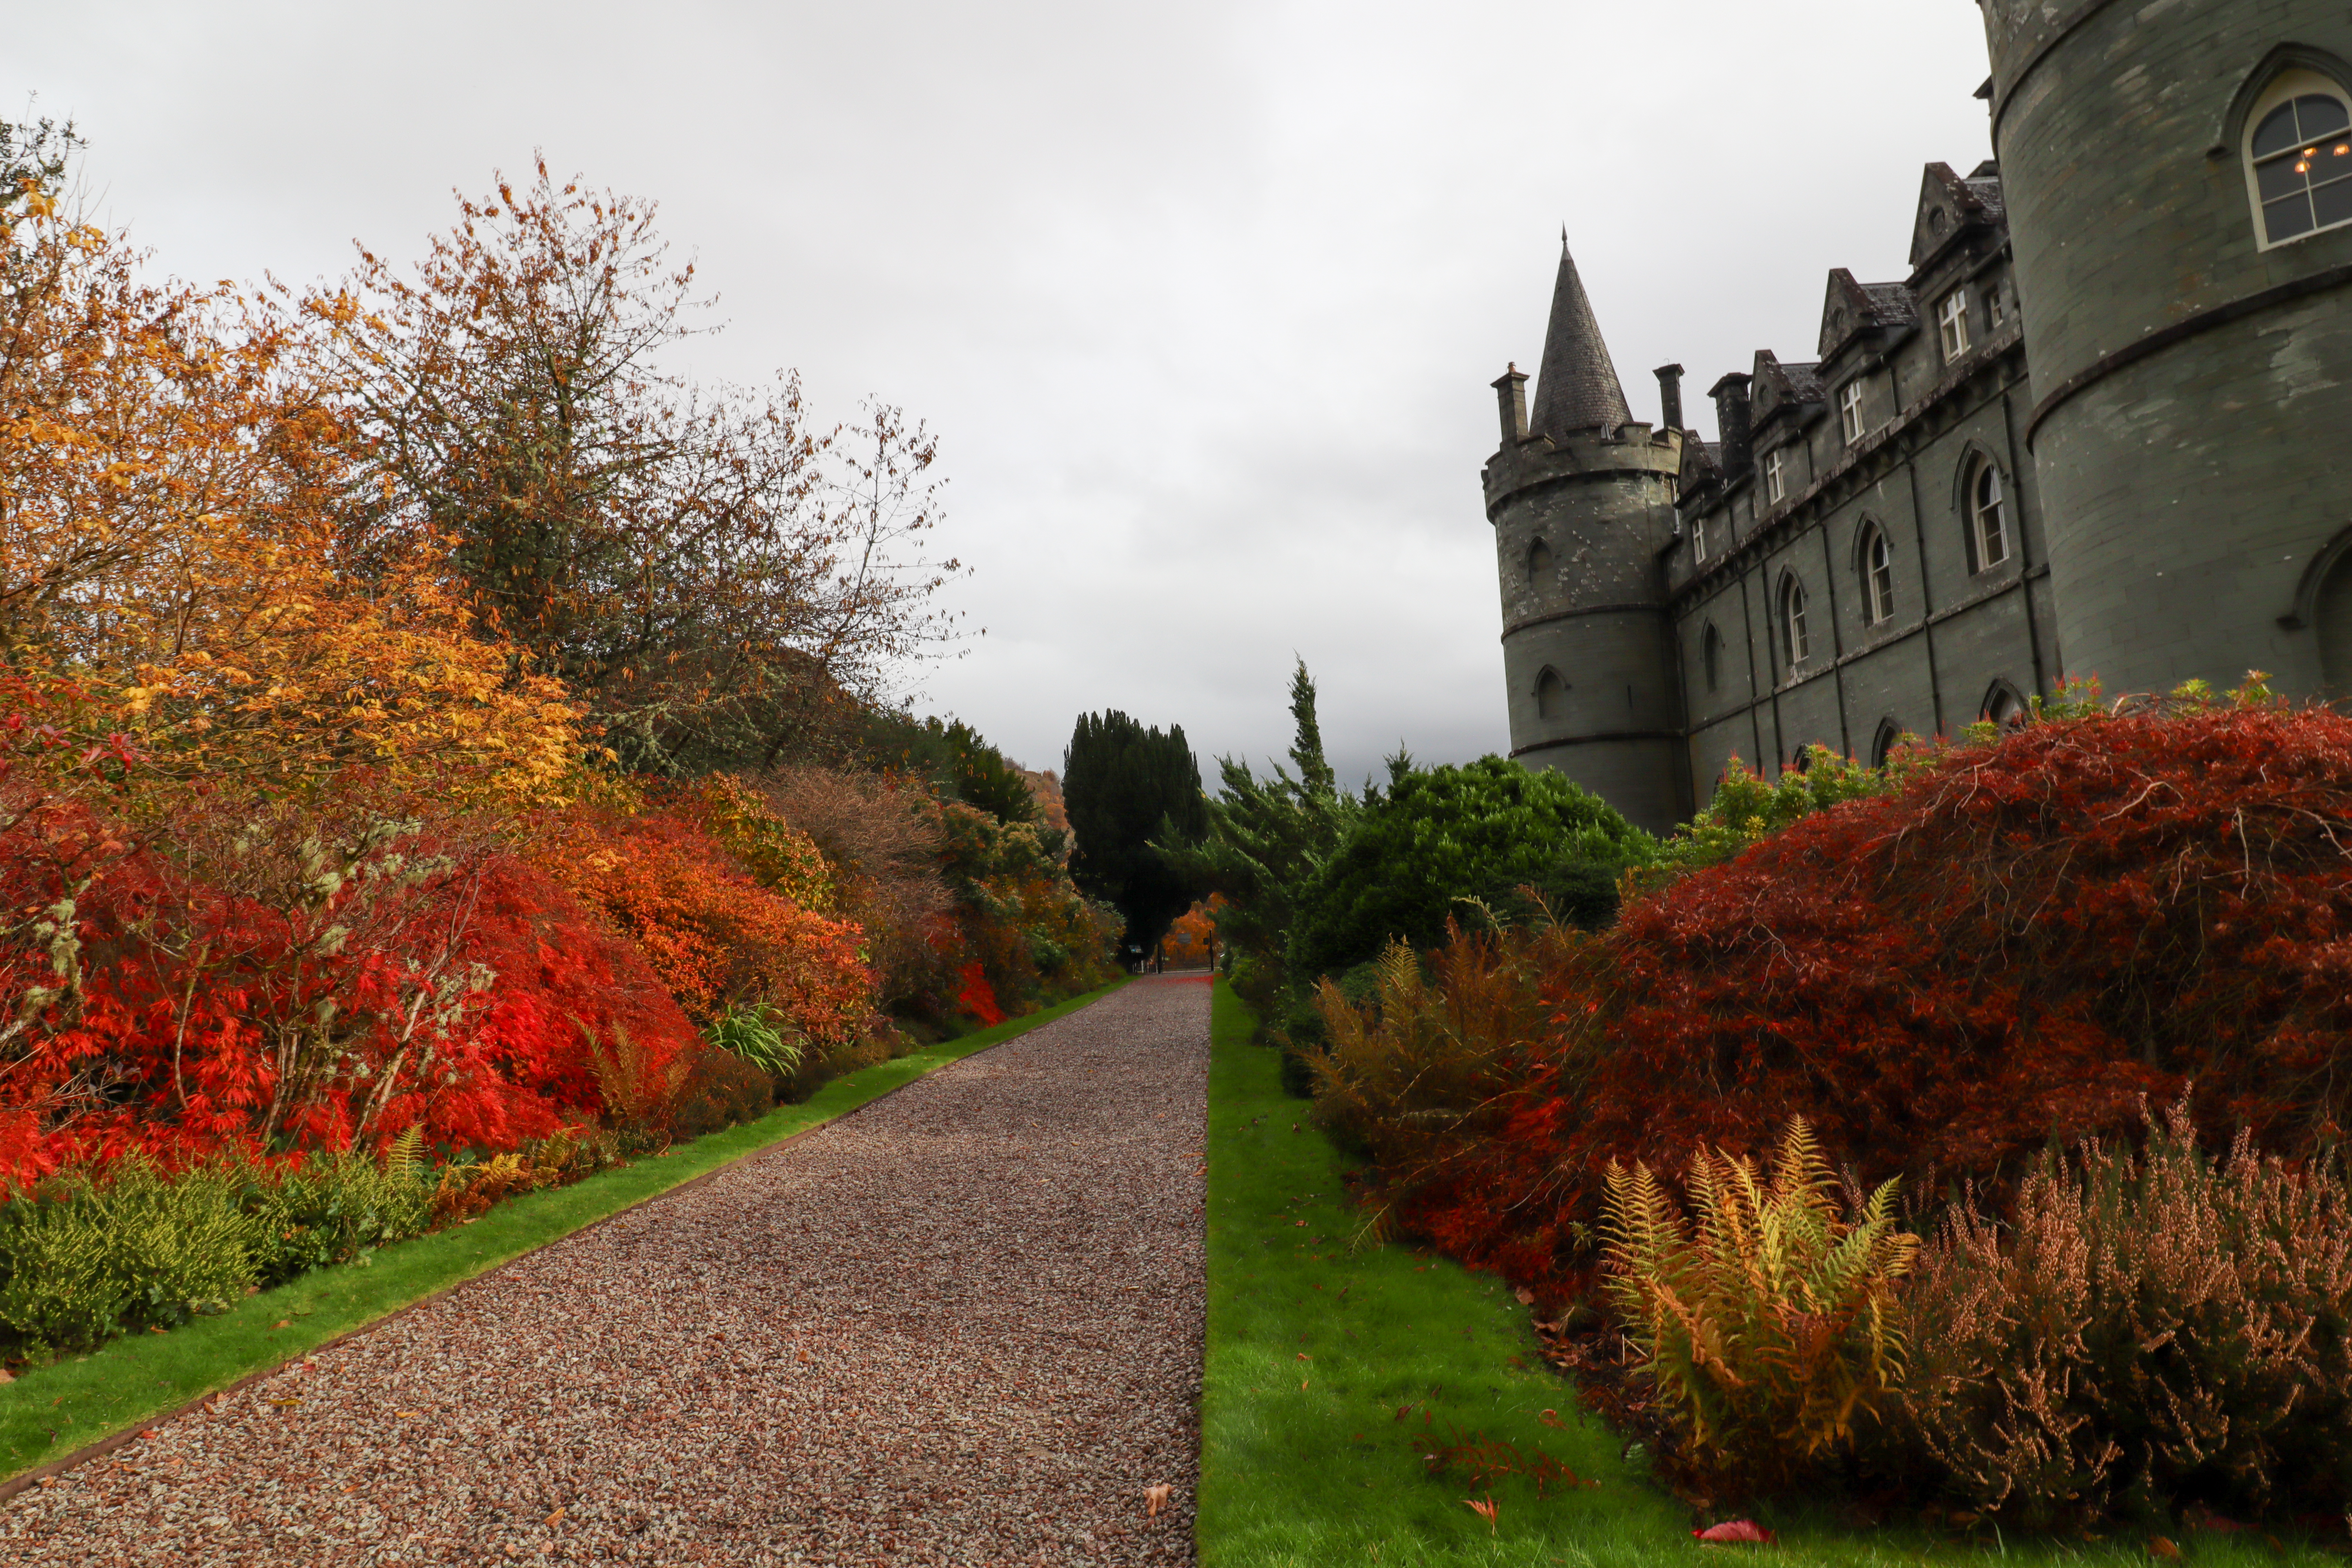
[0,979,1125,1484]
[1194,980,2325,1567]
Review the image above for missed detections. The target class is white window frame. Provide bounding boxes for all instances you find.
[1938,288,1972,362]
[2244,69,2352,250]
[1971,463,2011,570]
[1862,525,1894,624]
[1838,379,1866,444]
[1782,577,1809,667]
[1693,514,1709,564]
[1987,285,2007,330]
[1764,447,1787,504]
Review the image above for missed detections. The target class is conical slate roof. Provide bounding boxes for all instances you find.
[1530,237,1632,438]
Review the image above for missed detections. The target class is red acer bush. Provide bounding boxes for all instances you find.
[1381,697,2352,1296]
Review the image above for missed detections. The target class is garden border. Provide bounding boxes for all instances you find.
[0,978,1128,1504]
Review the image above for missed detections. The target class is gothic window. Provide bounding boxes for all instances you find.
[1526,537,1554,583]
[1984,682,2029,729]
[1938,288,1972,362]
[2247,72,2352,246]
[1780,575,1810,667]
[1870,719,1903,769]
[1838,379,1866,444]
[1534,666,1566,720]
[1859,523,1895,625]
[1764,447,1788,503]
[1969,461,2011,571]
[1702,623,1722,693]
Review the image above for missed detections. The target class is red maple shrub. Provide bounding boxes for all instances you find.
[1382,696,2352,1296]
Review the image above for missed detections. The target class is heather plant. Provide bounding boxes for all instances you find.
[1599,1120,1917,1490]
[1887,1099,2352,1526]
[0,1158,259,1354]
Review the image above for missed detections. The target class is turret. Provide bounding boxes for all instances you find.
[1482,239,1688,835]
[1980,0,2352,696]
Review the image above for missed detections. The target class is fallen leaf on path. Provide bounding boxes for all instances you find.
[545,1508,565,1526]
[395,1410,422,1419]
[1145,1484,1171,1518]
[797,1348,812,1365]
[269,1399,300,1409]
[1694,1519,1776,1544]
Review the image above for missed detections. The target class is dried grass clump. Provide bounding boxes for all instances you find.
[1889,1098,2352,1526]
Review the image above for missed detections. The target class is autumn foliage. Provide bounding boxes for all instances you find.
[1328,697,2352,1298]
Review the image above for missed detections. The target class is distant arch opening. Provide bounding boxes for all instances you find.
[1534,666,1566,720]
[1702,622,1723,693]
[1870,718,1903,768]
[1526,537,1554,583]
[2317,548,2352,697]
[1982,680,2029,729]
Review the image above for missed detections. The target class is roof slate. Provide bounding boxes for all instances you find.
[1531,241,1634,438]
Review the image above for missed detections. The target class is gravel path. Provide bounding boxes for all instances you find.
[5,977,1210,1567]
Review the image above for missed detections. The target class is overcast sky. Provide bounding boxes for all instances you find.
[16,1,1995,788]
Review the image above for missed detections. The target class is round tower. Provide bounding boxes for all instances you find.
[1980,1,2352,697]
[1484,241,1687,835]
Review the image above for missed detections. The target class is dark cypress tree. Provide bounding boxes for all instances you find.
[1063,711,1208,961]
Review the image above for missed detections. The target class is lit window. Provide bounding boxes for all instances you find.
[2249,76,2352,245]
[1860,524,1895,624]
[1971,463,2010,570]
[1781,577,1809,666]
[1938,289,1972,362]
[1838,379,1866,444]
[1526,537,1552,583]
[1535,668,1564,719]
[1765,448,1787,503]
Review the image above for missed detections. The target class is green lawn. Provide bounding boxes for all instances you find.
[0,977,1127,1486]
[1196,980,2325,1567]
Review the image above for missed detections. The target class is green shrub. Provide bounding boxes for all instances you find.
[1887,1100,2352,1526]
[1602,1119,1917,1490]
[708,1002,806,1079]
[1289,755,1650,979]
[0,1160,260,1354]
[240,1145,434,1287]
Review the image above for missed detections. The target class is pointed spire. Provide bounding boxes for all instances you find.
[1530,236,1633,439]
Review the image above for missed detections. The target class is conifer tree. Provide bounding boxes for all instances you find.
[1063,711,1207,960]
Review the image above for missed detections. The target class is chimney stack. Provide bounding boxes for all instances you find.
[1491,363,1529,445]
[1653,363,1685,433]
[1709,372,1754,480]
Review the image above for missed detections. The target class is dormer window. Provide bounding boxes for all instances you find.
[1938,289,1972,362]
[1764,448,1788,504]
[1838,380,1866,444]
[2247,72,2352,246]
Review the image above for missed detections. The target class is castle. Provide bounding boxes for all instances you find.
[1485,1,2352,836]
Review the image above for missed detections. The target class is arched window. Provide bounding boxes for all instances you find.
[1983,682,2029,729]
[2247,70,2352,246]
[1870,719,1904,769]
[1780,576,1809,667]
[1858,523,1895,625]
[1526,537,1554,583]
[1534,667,1565,720]
[1969,462,2010,571]
[1702,623,1723,693]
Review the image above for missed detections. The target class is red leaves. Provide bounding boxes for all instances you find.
[1390,702,2352,1299]
[955,960,1004,1027]
[1693,1519,1775,1544]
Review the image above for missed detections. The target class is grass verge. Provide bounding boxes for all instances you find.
[0,977,1127,1485]
[1196,980,2323,1568]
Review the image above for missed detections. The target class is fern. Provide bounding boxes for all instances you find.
[1602,1118,1918,1485]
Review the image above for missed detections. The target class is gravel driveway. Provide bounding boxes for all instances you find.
[5,976,1209,1567]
